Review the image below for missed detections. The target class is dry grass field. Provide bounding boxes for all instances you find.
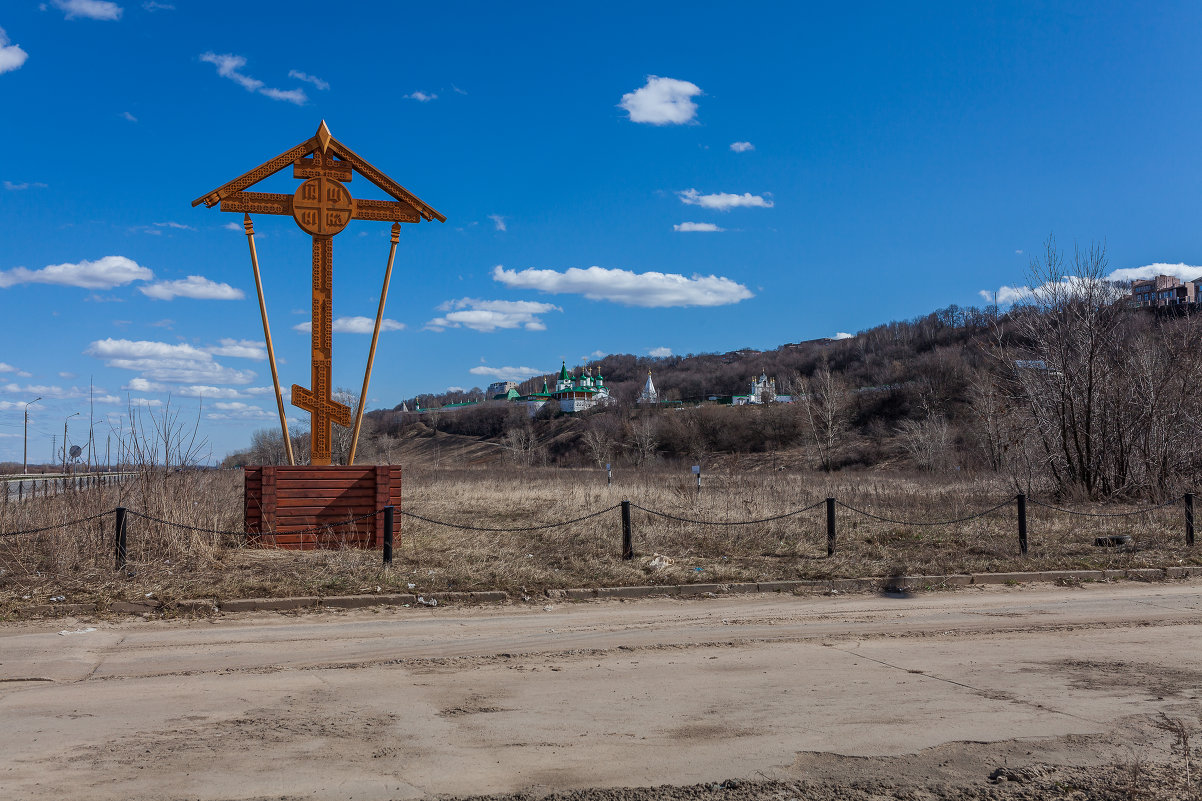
[0,465,1197,616]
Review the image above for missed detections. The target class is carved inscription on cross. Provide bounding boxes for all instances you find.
[287,153,353,464]
[193,121,445,466]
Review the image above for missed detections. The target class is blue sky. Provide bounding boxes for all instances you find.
[3,1,1202,463]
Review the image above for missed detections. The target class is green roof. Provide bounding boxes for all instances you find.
[558,361,570,381]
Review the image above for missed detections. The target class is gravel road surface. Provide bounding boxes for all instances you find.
[2,581,1201,800]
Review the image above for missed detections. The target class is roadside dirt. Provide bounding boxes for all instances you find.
[3,583,1201,800]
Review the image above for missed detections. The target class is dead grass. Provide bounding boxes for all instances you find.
[1,465,1198,615]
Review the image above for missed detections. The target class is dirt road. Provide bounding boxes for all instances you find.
[2,582,1201,800]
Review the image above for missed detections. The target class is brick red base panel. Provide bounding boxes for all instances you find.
[244,465,401,550]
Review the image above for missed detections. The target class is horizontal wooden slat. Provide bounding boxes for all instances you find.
[274,480,376,490]
[272,516,374,524]
[275,491,378,505]
[272,468,378,479]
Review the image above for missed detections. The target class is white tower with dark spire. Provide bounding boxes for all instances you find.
[638,371,659,404]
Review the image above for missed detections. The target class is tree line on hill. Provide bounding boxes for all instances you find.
[230,238,1202,501]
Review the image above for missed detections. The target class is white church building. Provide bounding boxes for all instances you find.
[732,372,792,405]
[550,362,612,412]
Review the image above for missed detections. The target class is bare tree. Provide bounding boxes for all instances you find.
[1008,237,1125,496]
[329,388,361,465]
[796,359,849,472]
[626,416,659,466]
[896,413,952,471]
[581,416,617,468]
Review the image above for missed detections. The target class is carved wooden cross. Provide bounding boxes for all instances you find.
[193,122,444,465]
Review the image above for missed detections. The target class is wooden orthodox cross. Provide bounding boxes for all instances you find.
[193,122,444,465]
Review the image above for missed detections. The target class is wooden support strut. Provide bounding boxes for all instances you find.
[349,223,401,465]
[244,215,295,465]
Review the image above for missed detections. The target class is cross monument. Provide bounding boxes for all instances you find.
[193,122,444,465]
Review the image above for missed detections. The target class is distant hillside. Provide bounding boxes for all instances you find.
[234,285,1202,501]
[356,304,995,472]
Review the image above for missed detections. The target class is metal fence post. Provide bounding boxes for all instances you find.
[826,497,836,556]
[383,505,394,566]
[1186,493,1195,546]
[114,507,128,570]
[621,500,633,560]
[1017,493,1028,556]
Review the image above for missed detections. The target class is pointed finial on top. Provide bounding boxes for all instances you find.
[316,120,332,154]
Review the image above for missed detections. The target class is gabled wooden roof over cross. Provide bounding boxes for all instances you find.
[192,120,445,224]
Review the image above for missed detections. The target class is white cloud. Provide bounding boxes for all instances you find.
[153,221,193,231]
[619,76,702,125]
[3,180,47,190]
[648,347,672,358]
[446,386,466,393]
[833,332,853,340]
[205,401,272,421]
[730,141,755,153]
[678,189,773,211]
[426,299,560,332]
[223,221,242,231]
[86,338,254,385]
[492,265,753,308]
[0,363,16,373]
[405,91,437,102]
[981,277,1115,306]
[259,87,307,104]
[94,394,122,404]
[199,52,307,105]
[1106,262,1202,283]
[140,275,243,300]
[0,255,152,290]
[52,0,123,21]
[120,111,137,122]
[584,350,606,359]
[980,260,1202,304]
[293,317,405,334]
[0,27,29,75]
[204,338,265,360]
[288,69,329,90]
[488,214,507,232]
[981,262,1202,307]
[469,365,548,381]
[979,285,1038,305]
[142,2,174,10]
[2,383,70,396]
[673,222,724,232]
[125,375,245,396]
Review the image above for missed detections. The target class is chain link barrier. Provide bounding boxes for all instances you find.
[834,498,1015,527]
[0,510,112,538]
[0,493,1192,540]
[1025,496,1182,518]
[630,499,827,526]
[400,504,621,533]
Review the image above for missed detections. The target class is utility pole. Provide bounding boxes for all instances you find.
[23,396,41,475]
[62,412,79,473]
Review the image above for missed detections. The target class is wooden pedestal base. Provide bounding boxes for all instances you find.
[244,465,401,549]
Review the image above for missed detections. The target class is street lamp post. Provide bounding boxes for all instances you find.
[23,396,41,476]
[62,412,79,473]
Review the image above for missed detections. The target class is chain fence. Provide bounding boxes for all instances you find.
[1,492,1196,566]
